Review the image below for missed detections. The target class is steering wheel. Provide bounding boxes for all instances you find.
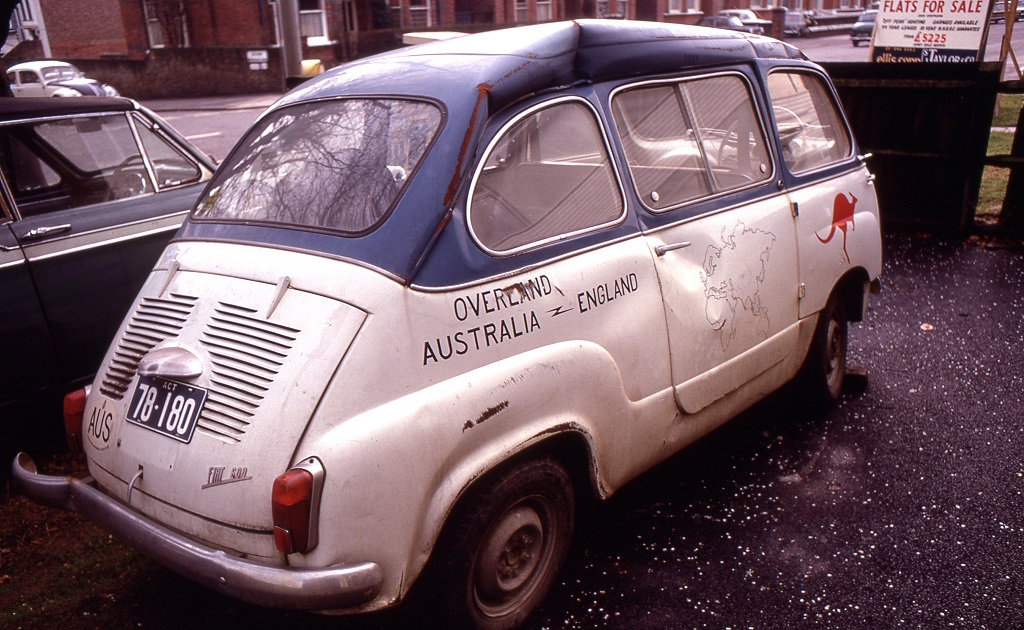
[107,154,150,200]
[714,120,741,167]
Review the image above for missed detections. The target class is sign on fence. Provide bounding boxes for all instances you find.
[872,0,994,62]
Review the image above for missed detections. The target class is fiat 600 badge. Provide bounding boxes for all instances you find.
[15,20,882,630]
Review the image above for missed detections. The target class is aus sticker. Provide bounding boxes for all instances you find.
[85,400,114,451]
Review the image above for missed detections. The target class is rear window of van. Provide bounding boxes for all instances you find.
[193,98,442,234]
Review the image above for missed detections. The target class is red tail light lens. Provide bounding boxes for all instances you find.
[271,457,325,554]
[63,386,90,453]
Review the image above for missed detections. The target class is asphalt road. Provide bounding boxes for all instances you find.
[520,233,1024,629]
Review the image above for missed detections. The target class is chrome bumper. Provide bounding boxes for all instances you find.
[11,452,383,610]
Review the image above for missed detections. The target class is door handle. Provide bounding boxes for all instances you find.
[655,241,691,256]
[21,224,71,241]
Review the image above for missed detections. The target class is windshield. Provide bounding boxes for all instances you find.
[41,65,81,81]
[194,98,442,234]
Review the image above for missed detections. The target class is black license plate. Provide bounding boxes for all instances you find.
[126,375,206,443]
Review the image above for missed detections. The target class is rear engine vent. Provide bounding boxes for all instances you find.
[197,303,299,442]
[99,294,198,399]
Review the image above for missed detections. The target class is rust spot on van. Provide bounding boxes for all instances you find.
[462,400,510,432]
[444,82,491,207]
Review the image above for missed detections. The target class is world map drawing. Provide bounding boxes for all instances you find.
[700,221,777,351]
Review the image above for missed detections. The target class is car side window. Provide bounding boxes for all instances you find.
[0,114,153,217]
[611,74,772,212]
[766,71,852,173]
[469,99,624,254]
[20,71,40,85]
[132,114,202,188]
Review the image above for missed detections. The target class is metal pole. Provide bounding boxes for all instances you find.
[279,0,303,81]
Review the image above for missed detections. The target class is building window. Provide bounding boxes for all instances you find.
[596,0,631,17]
[515,0,529,22]
[406,0,433,27]
[676,0,699,11]
[143,0,189,48]
[536,0,552,20]
[299,0,331,44]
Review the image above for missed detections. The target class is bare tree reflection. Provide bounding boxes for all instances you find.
[196,99,439,233]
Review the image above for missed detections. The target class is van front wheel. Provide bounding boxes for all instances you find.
[438,457,574,630]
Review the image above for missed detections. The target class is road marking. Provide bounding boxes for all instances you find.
[186,132,222,140]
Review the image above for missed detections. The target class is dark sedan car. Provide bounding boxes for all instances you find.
[851,10,877,47]
[0,97,214,457]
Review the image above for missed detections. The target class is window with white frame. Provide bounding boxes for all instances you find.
[667,0,698,13]
[536,0,552,20]
[299,0,331,45]
[407,0,432,27]
[515,0,529,22]
[143,0,165,48]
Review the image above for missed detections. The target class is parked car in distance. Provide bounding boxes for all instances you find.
[14,20,882,630]
[783,8,810,37]
[697,15,760,33]
[851,10,878,46]
[719,8,773,34]
[6,60,120,97]
[0,97,215,458]
[991,1,1024,21]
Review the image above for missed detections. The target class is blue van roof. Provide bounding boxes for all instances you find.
[278,19,804,114]
[182,20,810,286]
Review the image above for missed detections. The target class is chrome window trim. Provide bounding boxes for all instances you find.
[466,95,628,258]
[125,111,161,193]
[0,108,138,128]
[608,70,778,215]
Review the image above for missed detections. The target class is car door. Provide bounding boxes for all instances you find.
[765,68,879,318]
[0,109,208,387]
[13,70,45,97]
[610,72,801,415]
[0,211,61,408]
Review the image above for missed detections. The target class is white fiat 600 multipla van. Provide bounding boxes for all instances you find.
[15,19,881,630]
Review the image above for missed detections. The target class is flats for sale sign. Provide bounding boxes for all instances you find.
[871,0,994,62]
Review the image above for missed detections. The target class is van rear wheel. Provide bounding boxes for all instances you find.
[802,295,848,409]
[437,457,574,630]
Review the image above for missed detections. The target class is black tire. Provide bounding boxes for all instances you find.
[801,295,848,409]
[436,457,574,630]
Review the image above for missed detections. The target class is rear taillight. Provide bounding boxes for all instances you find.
[63,386,90,452]
[272,457,325,554]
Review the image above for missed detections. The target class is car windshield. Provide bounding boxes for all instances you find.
[41,65,81,81]
[193,98,442,234]
[858,11,877,23]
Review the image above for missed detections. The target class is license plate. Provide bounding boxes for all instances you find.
[126,375,206,443]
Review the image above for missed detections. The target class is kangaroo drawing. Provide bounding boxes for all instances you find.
[817,192,857,263]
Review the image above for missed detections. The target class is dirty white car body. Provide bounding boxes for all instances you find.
[15,19,882,630]
[6,60,120,97]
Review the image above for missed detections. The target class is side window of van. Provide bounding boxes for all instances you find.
[611,74,772,212]
[469,99,624,254]
[766,71,852,173]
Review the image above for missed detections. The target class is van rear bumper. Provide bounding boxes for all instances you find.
[11,452,382,610]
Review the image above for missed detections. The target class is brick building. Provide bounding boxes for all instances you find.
[5,0,867,97]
